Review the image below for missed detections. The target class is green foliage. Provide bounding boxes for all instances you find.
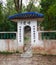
[48,4,56,17]
[22,1,41,13]
[0,3,3,25]
[40,0,56,30]
[0,51,20,54]
[0,0,17,31]
[26,3,40,12]
[0,51,13,54]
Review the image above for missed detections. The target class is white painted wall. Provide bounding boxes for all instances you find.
[17,21,24,47]
[17,20,39,47]
[0,39,56,55]
[0,39,17,52]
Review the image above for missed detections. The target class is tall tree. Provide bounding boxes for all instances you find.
[26,2,40,12]
[26,0,40,12]
[14,0,22,13]
[14,0,40,12]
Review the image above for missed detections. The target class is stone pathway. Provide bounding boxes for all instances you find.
[21,45,32,57]
[0,54,56,65]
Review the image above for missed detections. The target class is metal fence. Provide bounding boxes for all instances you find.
[0,31,56,40]
[38,31,56,40]
[0,32,17,39]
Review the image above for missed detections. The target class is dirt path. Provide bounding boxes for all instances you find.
[0,54,56,65]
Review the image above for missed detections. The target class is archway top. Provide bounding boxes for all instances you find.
[8,12,44,22]
[24,25,31,32]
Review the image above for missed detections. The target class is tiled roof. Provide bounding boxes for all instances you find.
[8,12,44,20]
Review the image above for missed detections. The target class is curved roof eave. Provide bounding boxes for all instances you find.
[8,12,44,21]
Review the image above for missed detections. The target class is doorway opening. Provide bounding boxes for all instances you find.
[23,26,31,52]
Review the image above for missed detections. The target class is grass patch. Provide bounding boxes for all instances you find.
[0,51,13,55]
[16,50,20,53]
[0,50,21,55]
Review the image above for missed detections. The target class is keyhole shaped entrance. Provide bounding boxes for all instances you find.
[23,26,31,52]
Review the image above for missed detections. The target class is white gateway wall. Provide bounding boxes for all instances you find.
[17,20,38,47]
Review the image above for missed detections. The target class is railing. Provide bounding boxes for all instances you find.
[38,31,56,40]
[0,32,17,39]
[0,31,56,40]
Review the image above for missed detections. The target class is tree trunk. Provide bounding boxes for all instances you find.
[14,0,22,13]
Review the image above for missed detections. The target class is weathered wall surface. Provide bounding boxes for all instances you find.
[0,39,18,52]
[32,40,56,55]
[0,39,56,55]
